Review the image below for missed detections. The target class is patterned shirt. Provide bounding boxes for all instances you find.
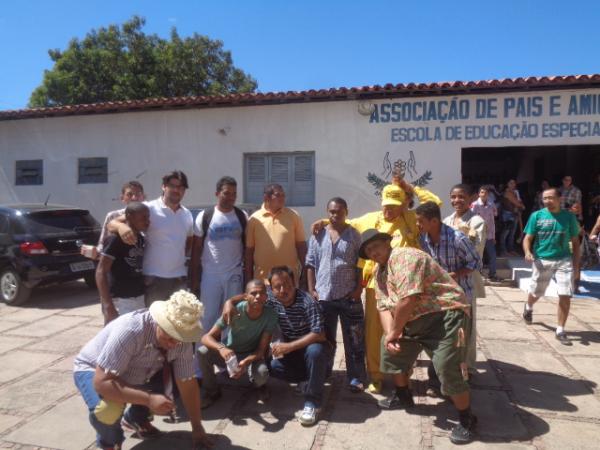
[305,225,361,300]
[375,247,468,322]
[73,310,195,384]
[560,185,583,218]
[267,289,324,342]
[419,224,481,302]
[470,198,497,240]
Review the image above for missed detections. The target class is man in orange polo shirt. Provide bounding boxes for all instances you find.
[244,184,307,285]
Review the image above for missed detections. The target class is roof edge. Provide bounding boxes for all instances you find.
[3,74,600,121]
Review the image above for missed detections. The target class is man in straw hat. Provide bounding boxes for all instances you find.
[359,229,478,444]
[73,290,213,449]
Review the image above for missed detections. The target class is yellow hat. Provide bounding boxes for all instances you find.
[381,184,406,206]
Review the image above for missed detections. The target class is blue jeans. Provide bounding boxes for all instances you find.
[499,217,517,254]
[73,371,163,449]
[484,239,497,277]
[321,298,367,384]
[268,342,331,408]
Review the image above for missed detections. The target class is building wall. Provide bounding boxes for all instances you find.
[1,87,600,227]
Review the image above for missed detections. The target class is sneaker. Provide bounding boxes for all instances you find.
[120,417,161,439]
[555,331,572,346]
[348,378,364,393]
[298,404,321,426]
[522,305,532,324]
[366,380,382,394]
[450,414,478,444]
[377,389,415,410]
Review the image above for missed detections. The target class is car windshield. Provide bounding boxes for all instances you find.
[14,210,100,236]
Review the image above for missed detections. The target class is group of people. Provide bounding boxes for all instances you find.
[73,168,585,449]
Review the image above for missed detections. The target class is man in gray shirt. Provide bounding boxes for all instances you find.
[73,291,212,449]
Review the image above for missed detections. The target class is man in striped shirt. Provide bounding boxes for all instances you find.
[73,291,212,450]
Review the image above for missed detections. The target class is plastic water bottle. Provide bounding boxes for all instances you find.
[270,340,283,360]
[225,354,239,377]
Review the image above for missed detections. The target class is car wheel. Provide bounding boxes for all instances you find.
[83,273,97,289]
[0,268,32,306]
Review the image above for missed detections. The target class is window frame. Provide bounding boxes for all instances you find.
[243,151,315,207]
[15,159,43,186]
[78,157,108,184]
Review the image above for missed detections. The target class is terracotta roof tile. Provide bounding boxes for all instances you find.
[3,74,600,121]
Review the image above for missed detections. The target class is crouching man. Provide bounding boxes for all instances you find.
[73,291,212,450]
[359,229,478,444]
[223,266,330,426]
[199,279,278,407]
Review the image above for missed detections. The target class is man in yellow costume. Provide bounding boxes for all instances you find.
[312,176,441,393]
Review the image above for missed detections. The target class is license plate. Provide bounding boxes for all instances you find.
[70,261,95,272]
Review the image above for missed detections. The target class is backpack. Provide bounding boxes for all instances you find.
[201,206,247,247]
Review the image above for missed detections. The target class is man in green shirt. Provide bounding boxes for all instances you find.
[522,187,580,345]
[199,279,278,407]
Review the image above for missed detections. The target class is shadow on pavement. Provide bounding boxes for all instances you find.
[398,357,597,443]
[128,431,252,449]
[490,359,597,412]
[17,280,98,309]
[537,322,600,346]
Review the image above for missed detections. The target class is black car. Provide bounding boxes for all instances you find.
[0,204,101,305]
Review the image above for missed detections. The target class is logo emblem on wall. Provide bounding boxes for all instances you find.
[367,150,433,197]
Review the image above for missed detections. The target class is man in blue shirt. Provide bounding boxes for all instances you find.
[306,197,366,392]
[415,201,481,394]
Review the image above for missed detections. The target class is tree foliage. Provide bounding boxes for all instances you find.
[29,16,257,107]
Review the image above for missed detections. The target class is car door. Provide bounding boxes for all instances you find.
[0,214,12,268]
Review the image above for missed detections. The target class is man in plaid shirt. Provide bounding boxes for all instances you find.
[415,201,481,393]
[560,175,583,220]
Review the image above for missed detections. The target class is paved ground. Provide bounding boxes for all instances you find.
[0,281,599,450]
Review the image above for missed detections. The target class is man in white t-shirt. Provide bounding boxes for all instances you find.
[110,171,194,306]
[190,176,247,331]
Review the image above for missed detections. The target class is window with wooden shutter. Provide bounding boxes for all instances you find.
[245,155,268,204]
[244,152,315,206]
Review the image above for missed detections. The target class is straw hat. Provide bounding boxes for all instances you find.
[149,290,204,343]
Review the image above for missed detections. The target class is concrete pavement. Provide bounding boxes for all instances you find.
[0,281,599,449]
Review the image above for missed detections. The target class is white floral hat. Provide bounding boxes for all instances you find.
[149,290,204,343]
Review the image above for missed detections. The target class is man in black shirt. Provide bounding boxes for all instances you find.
[96,202,150,324]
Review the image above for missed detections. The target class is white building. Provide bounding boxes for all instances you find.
[1,75,599,227]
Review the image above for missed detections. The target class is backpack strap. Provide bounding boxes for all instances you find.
[201,205,246,247]
[201,206,215,237]
[233,206,247,248]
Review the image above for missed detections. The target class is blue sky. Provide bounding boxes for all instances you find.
[1,0,599,110]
